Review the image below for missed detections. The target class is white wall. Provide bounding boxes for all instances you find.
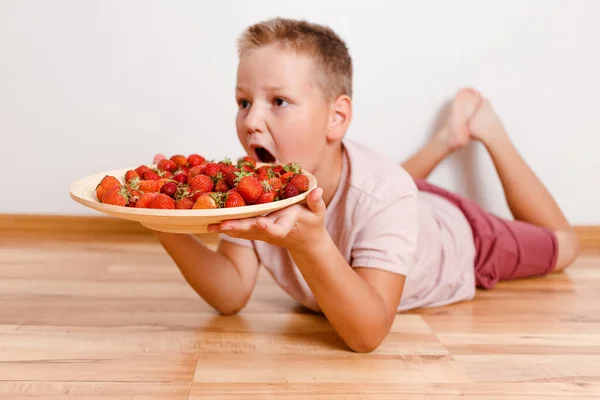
[1,0,599,224]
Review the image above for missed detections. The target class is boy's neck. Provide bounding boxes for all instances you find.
[311,142,344,207]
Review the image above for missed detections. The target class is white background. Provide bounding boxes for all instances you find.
[1,0,598,223]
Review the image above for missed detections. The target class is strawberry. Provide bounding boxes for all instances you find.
[289,174,309,192]
[126,189,142,207]
[193,192,223,209]
[225,167,241,187]
[173,173,187,184]
[135,165,152,176]
[271,165,284,175]
[191,191,204,202]
[202,163,221,180]
[283,162,301,174]
[138,180,162,193]
[279,171,294,184]
[96,175,122,201]
[188,154,205,167]
[218,158,233,171]
[125,170,140,182]
[237,175,263,204]
[160,181,178,198]
[148,193,176,209]
[257,190,276,204]
[157,159,177,173]
[100,187,128,206]
[224,191,245,208]
[143,170,161,181]
[267,177,283,191]
[282,184,299,199]
[135,192,159,208]
[187,165,204,182]
[189,174,214,193]
[176,166,190,176]
[170,155,188,167]
[241,156,256,168]
[176,197,194,209]
[215,178,229,193]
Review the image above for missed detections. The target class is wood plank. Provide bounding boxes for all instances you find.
[192,354,471,384]
[190,382,600,399]
[0,381,191,400]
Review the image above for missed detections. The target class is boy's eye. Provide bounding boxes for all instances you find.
[238,100,250,109]
[274,98,289,107]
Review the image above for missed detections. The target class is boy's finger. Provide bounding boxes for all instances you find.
[307,187,325,215]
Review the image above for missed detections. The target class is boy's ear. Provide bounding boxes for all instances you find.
[327,94,352,141]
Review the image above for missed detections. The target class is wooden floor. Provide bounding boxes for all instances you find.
[1,232,599,399]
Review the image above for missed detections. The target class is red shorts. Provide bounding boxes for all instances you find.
[415,179,559,289]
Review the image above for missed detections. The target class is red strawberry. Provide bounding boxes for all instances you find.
[148,193,176,209]
[289,174,309,192]
[225,167,241,187]
[173,173,187,184]
[135,165,152,176]
[218,158,233,171]
[187,154,205,167]
[187,165,204,182]
[157,159,177,173]
[267,177,283,191]
[189,174,214,193]
[143,170,161,181]
[135,192,159,208]
[257,190,276,204]
[241,156,256,168]
[215,178,229,193]
[237,176,263,204]
[272,165,284,175]
[283,162,301,174]
[279,171,294,184]
[170,155,188,167]
[193,192,222,209]
[224,191,246,208]
[191,191,204,202]
[282,184,299,199]
[176,197,194,209]
[138,180,162,193]
[202,163,221,179]
[176,166,190,176]
[160,181,178,198]
[96,175,122,201]
[126,189,142,207]
[100,187,128,206]
[125,170,139,182]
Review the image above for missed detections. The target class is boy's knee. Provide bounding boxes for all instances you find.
[553,229,580,271]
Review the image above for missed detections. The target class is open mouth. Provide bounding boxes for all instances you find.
[253,146,276,163]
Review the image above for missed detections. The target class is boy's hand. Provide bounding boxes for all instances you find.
[208,187,328,252]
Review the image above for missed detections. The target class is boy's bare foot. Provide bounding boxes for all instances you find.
[468,96,508,145]
[438,87,482,151]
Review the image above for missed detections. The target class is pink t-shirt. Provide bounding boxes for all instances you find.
[220,139,476,312]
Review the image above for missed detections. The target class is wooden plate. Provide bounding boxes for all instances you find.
[69,165,317,234]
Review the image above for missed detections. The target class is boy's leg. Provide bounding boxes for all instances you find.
[402,89,481,180]
[428,88,579,271]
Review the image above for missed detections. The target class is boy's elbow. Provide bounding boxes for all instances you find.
[347,336,383,353]
[345,330,386,353]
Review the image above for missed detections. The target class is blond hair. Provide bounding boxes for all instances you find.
[238,18,353,100]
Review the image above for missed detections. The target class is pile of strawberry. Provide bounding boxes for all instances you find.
[95,154,310,210]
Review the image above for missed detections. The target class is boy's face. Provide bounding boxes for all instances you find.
[235,45,331,173]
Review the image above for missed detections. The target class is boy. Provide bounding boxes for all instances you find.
[154,18,579,353]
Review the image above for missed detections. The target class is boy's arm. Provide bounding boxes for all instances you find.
[155,232,260,315]
[210,188,415,352]
[289,229,406,353]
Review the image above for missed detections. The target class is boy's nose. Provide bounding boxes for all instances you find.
[245,105,267,134]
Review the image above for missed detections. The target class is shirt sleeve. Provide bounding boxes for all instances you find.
[350,192,419,277]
